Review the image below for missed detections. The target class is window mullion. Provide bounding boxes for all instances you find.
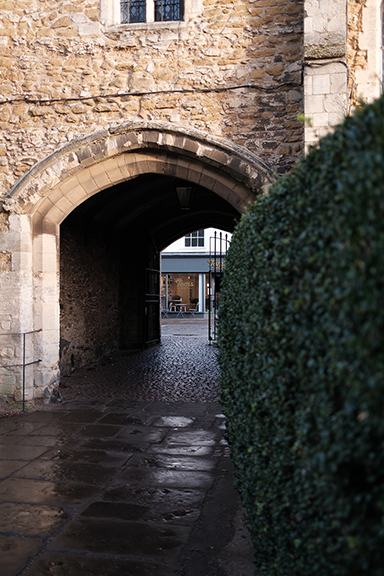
[147,0,155,22]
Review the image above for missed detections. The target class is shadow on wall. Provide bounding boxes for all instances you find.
[59,223,120,376]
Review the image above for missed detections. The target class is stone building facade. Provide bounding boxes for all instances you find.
[0,0,381,401]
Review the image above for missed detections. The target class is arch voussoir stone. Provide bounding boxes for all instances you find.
[6,121,275,216]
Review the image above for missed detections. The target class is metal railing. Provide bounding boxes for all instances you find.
[0,329,42,411]
[208,232,230,343]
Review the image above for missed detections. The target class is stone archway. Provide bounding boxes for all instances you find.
[0,122,275,399]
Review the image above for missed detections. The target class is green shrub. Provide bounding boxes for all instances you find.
[218,96,384,576]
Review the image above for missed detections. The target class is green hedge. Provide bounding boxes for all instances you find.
[218,96,384,576]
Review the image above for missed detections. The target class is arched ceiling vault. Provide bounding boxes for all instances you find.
[62,172,239,251]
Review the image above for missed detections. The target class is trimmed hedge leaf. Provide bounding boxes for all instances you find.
[218,96,384,576]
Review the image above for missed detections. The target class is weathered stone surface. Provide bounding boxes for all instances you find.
[0,0,305,201]
[0,250,11,271]
[305,32,346,60]
[59,221,120,375]
[0,1,372,402]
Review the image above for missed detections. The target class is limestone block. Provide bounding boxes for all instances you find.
[330,72,347,94]
[100,156,122,176]
[0,347,14,358]
[305,32,346,59]
[116,154,134,180]
[33,367,60,392]
[34,232,57,257]
[39,309,59,332]
[78,22,102,36]
[89,166,112,190]
[323,93,347,115]
[11,251,32,272]
[305,94,325,114]
[355,70,381,102]
[0,372,17,388]
[328,111,345,126]
[312,112,329,127]
[15,388,34,401]
[55,195,74,216]
[43,188,64,208]
[74,171,99,195]
[312,74,330,95]
[70,13,89,24]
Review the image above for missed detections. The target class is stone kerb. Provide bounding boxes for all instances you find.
[4,122,276,220]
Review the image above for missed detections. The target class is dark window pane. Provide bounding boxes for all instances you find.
[155,0,182,22]
[121,0,146,23]
[185,230,205,248]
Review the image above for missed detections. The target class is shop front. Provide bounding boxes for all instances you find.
[161,255,210,316]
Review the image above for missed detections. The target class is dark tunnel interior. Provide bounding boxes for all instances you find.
[59,172,240,375]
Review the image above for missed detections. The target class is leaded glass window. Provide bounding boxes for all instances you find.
[155,0,183,22]
[121,0,146,23]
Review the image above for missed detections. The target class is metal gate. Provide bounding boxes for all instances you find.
[208,232,230,342]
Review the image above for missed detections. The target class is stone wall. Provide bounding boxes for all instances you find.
[60,219,120,375]
[304,0,382,148]
[304,0,349,148]
[0,0,304,201]
[0,0,379,401]
[347,0,382,105]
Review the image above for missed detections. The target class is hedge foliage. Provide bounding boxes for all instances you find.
[218,95,384,576]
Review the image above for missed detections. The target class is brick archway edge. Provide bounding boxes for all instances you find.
[3,121,276,223]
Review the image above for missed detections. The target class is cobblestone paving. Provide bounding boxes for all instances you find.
[60,334,221,403]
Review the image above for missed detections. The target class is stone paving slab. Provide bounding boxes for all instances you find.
[25,552,177,576]
[0,502,69,535]
[80,500,202,526]
[0,535,45,576]
[0,329,255,575]
[48,517,191,558]
[0,397,254,575]
[99,485,206,508]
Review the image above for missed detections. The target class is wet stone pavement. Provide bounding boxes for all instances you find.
[0,321,255,576]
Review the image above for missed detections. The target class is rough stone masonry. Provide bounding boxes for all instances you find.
[0,0,380,402]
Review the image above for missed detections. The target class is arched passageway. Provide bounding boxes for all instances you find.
[3,122,274,398]
[59,173,238,375]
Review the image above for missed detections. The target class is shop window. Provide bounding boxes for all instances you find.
[185,230,204,248]
[162,273,200,310]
